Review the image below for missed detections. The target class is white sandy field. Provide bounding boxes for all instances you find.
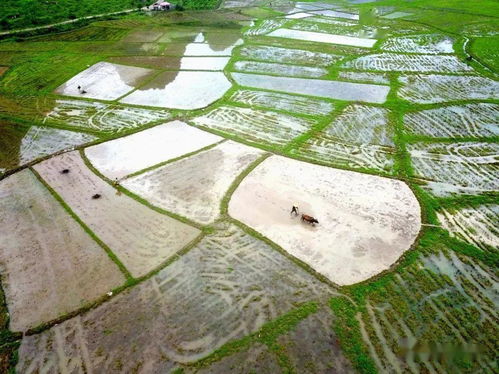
[228,156,421,285]
[85,121,221,179]
[56,62,155,101]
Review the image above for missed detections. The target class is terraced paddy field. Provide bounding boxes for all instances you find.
[0,0,498,372]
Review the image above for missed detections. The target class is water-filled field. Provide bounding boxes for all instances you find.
[0,0,497,372]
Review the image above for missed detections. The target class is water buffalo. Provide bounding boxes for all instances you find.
[301,214,319,225]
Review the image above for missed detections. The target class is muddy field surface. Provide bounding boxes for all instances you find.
[17,224,335,372]
[85,121,221,179]
[229,156,421,285]
[33,151,200,278]
[0,170,125,331]
[122,141,264,224]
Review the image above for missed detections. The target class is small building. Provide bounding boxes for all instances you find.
[150,1,171,10]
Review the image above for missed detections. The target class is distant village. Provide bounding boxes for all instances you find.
[148,0,173,10]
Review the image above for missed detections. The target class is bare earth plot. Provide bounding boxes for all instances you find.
[192,105,317,147]
[44,99,171,133]
[85,121,221,179]
[122,141,264,224]
[33,151,200,278]
[232,72,390,103]
[398,74,499,103]
[55,62,155,101]
[291,104,395,173]
[0,169,125,332]
[120,71,232,109]
[228,89,335,116]
[437,204,499,252]
[17,224,334,372]
[404,103,499,138]
[229,156,421,285]
[408,142,499,196]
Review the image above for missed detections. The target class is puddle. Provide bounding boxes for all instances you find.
[239,45,342,65]
[267,28,376,48]
[120,71,231,109]
[233,60,328,77]
[229,89,335,116]
[110,56,182,69]
[232,72,390,103]
[55,62,155,101]
[180,56,230,70]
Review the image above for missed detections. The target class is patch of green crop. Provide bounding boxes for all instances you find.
[192,301,319,370]
[470,35,499,72]
[329,297,377,374]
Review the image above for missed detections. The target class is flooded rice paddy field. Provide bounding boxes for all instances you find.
[0,0,498,372]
